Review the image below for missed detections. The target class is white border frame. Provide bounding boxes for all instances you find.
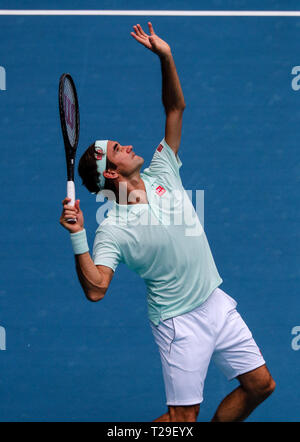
[0,10,300,16]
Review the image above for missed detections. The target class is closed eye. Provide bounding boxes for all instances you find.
[113,143,118,152]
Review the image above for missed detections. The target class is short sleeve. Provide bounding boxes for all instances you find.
[92,227,122,272]
[143,138,182,180]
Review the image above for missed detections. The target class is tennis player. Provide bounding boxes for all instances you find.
[60,22,275,422]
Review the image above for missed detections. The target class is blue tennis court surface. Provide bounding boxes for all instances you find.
[0,0,299,421]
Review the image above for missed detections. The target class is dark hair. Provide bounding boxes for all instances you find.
[78,143,117,194]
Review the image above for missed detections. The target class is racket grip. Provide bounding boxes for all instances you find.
[67,181,75,206]
[66,181,76,223]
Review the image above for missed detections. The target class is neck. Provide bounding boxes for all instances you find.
[114,172,148,205]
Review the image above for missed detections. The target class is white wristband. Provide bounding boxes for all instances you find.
[70,229,89,255]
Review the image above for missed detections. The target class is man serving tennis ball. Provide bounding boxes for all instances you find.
[60,22,275,422]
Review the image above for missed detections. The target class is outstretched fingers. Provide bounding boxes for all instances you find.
[135,24,146,37]
[131,27,144,43]
[137,24,149,37]
[132,24,141,37]
[131,24,152,49]
[148,21,155,35]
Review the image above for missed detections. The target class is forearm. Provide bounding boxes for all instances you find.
[160,52,186,112]
[60,199,107,301]
[75,252,106,301]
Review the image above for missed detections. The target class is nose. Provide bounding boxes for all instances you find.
[126,146,133,153]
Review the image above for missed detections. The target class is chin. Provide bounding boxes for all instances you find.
[135,155,144,167]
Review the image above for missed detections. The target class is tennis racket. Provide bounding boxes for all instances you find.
[58,73,80,223]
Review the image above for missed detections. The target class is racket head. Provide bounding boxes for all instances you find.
[58,73,80,181]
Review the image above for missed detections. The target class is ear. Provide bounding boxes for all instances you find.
[103,169,119,180]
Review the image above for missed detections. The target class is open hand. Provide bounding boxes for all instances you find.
[131,22,171,58]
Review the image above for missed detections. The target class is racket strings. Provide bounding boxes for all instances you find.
[63,77,76,147]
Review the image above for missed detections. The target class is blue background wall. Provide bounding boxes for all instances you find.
[0,0,299,421]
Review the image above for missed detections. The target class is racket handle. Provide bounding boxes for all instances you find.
[67,180,76,223]
[67,180,75,206]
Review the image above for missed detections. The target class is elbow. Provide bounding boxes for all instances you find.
[165,103,186,114]
[85,287,107,302]
[177,101,186,111]
[169,103,186,113]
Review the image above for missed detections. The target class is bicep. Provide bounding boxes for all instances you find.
[164,108,184,155]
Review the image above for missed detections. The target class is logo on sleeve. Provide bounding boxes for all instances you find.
[156,185,166,196]
[157,144,163,152]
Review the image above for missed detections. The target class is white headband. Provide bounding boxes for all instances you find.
[94,140,108,189]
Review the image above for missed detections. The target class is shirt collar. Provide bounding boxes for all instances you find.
[108,176,153,220]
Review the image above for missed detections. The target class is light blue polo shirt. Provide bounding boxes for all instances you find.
[92,138,222,326]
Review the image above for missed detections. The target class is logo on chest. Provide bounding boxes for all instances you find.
[155,185,166,196]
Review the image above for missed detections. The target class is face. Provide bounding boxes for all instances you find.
[105,140,144,179]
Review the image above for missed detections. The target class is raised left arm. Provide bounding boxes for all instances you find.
[131,22,186,155]
[160,53,185,155]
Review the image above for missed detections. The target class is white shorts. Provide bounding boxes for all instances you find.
[150,287,265,406]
